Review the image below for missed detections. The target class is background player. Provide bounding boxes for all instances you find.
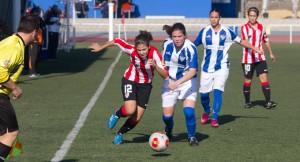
[241,7,277,109]
[89,31,168,145]
[194,9,264,127]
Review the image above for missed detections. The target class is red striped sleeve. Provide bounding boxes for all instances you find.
[242,24,249,64]
[251,24,256,63]
[114,38,135,55]
[257,23,264,61]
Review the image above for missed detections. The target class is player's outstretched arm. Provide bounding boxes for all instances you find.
[240,39,264,55]
[89,40,115,52]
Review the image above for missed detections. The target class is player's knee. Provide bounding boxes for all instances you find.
[183,107,195,120]
[244,79,252,83]
[213,89,222,95]
[2,130,18,146]
[125,107,136,116]
[200,93,209,100]
[9,130,18,139]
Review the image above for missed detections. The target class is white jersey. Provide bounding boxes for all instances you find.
[163,39,198,80]
[194,24,241,73]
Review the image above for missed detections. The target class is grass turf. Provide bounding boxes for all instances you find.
[9,42,300,162]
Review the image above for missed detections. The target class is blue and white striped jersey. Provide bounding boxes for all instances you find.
[163,39,198,80]
[194,24,242,73]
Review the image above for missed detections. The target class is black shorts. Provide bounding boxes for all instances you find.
[121,77,152,109]
[0,94,19,135]
[242,61,268,78]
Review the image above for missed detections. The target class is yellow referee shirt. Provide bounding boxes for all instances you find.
[0,34,25,95]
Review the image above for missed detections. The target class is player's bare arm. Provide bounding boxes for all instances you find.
[2,79,22,99]
[89,40,114,52]
[168,68,196,90]
[265,42,275,62]
[148,59,168,79]
[240,39,264,55]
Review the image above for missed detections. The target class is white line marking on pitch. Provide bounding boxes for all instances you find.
[51,51,123,162]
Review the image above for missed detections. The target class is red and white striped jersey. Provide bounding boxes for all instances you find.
[241,21,269,64]
[114,38,165,84]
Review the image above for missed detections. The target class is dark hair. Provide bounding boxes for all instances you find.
[248,7,259,16]
[134,30,153,47]
[163,25,172,36]
[209,8,221,16]
[30,7,41,16]
[171,22,186,36]
[17,15,40,33]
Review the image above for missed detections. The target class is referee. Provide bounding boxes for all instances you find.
[0,15,39,161]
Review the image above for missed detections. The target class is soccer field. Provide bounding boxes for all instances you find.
[10,42,300,161]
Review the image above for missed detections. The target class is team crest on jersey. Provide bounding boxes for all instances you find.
[220,34,226,40]
[125,92,130,98]
[179,55,185,62]
[1,59,10,68]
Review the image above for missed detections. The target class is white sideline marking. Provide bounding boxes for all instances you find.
[51,51,123,162]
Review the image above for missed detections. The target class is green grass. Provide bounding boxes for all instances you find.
[9,43,300,162]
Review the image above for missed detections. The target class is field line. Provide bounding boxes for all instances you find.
[51,51,123,162]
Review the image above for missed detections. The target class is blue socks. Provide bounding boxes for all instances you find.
[201,90,223,121]
[162,114,174,131]
[200,93,211,114]
[183,107,196,138]
[212,89,222,121]
[163,107,197,138]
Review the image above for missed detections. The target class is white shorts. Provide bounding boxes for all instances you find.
[162,77,198,107]
[199,68,229,93]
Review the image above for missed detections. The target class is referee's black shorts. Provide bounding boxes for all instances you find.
[0,93,19,135]
[121,77,153,109]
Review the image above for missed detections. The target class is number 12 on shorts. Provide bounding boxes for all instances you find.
[124,84,132,94]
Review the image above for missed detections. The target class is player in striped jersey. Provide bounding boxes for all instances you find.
[89,31,168,145]
[241,7,277,109]
[0,15,40,161]
[194,9,263,127]
[161,23,199,146]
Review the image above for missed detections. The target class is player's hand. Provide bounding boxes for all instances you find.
[12,86,22,100]
[270,53,275,62]
[168,81,179,90]
[148,59,156,68]
[255,48,264,55]
[89,43,104,52]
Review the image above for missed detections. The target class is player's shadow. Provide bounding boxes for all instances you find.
[125,132,208,144]
[252,100,268,108]
[171,132,208,143]
[43,159,79,162]
[59,159,79,162]
[205,114,269,126]
[123,133,150,144]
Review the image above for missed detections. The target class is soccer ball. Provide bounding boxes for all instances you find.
[149,132,169,152]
